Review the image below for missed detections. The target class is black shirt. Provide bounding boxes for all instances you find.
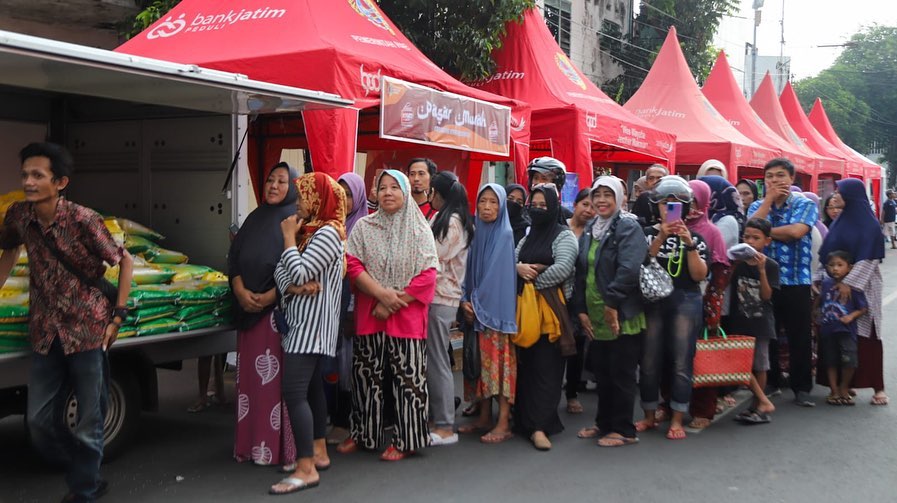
[727,259,780,339]
[882,199,896,223]
[644,226,708,292]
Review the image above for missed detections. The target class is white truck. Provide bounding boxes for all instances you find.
[0,31,349,458]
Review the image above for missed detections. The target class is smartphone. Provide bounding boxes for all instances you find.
[665,201,683,223]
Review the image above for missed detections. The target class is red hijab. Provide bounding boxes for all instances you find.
[295,172,347,252]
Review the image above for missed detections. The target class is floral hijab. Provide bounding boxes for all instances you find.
[296,172,347,252]
[347,169,438,289]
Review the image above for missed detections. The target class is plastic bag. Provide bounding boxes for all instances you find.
[0,304,29,324]
[125,235,156,253]
[133,305,179,324]
[137,317,183,337]
[0,277,28,292]
[175,304,217,321]
[10,265,28,277]
[128,286,180,308]
[118,325,138,339]
[155,264,213,282]
[143,247,189,264]
[180,314,221,332]
[117,218,164,241]
[177,282,230,305]
[0,324,29,337]
[104,218,126,246]
[201,271,228,282]
[132,266,176,286]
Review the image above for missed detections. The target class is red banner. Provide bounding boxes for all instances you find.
[380,77,511,156]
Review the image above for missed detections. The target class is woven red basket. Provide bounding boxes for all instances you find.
[692,329,755,388]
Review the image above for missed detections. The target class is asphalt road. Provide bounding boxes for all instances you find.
[3,252,897,503]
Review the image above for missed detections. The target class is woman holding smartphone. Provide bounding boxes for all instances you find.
[638,176,709,440]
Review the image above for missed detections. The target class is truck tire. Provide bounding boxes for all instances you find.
[64,368,140,461]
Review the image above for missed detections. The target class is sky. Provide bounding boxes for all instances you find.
[713,0,897,88]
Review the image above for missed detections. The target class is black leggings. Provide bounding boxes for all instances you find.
[282,354,327,459]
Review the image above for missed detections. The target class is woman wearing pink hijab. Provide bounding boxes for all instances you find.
[684,180,733,430]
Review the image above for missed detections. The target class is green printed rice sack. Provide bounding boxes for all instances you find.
[137,317,182,337]
[175,304,217,321]
[133,305,179,324]
[128,286,180,308]
[118,325,138,339]
[177,282,230,305]
[179,314,221,332]
[117,218,164,241]
[132,266,176,286]
[156,264,213,282]
[0,324,29,337]
[143,247,189,264]
[10,265,28,277]
[125,235,156,253]
[1,276,28,292]
[0,305,29,324]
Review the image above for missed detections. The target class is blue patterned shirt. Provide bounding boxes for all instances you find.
[748,194,818,286]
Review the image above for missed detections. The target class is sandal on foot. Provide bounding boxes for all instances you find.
[429,432,459,446]
[480,431,513,444]
[635,420,657,433]
[871,393,889,406]
[566,399,584,414]
[187,397,213,413]
[734,408,757,423]
[738,411,771,425]
[380,446,414,461]
[665,427,687,440]
[336,437,358,454]
[269,477,319,495]
[577,426,601,439]
[826,395,843,406]
[687,418,712,430]
[597,434,639,447]
[840,395,855,406]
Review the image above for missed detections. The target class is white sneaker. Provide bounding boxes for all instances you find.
[429,432,459,446]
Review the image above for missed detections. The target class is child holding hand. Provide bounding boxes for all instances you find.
[816,250,868,406]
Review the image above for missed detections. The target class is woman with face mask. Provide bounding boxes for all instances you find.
[505,183,530,246]
[512,184,579,451]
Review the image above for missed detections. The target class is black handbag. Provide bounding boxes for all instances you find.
[459,315,480,382]
[41,231,118,304]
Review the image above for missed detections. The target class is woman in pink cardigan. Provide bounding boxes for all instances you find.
[336,169,438,461]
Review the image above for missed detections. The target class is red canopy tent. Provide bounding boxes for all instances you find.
[809,98,884,212]
[623,28,774,178]
[749,74,842,190]
[471,8,676,187]
[701,51,815,184]
[116,0,530,195]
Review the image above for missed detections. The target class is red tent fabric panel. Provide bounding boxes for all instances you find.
[623,27,774,175]
[808,98,880,179]
[471,8,675,183]
[701,51,815,181]
[778,81,854,177]
[749,74,843,181]
[117,0,531,184]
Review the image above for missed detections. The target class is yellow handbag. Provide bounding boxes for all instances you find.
[512,283,561,348]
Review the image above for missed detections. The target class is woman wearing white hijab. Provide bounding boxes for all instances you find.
[571,176,648,447]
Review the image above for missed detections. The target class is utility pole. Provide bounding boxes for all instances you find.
[778,0,786,89]
[749,0,763,99]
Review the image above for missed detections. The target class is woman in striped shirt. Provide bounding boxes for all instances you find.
[338,169,438,462]
[269,173,346,495]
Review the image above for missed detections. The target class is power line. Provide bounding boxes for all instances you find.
[597,48,652,74]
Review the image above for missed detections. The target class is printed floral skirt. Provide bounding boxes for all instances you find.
[464,329,516,404]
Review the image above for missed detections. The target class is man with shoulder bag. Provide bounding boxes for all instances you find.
[0,143,134,503]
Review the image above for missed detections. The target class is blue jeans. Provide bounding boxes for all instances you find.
[28,337,108,501]
[640,289,702,413]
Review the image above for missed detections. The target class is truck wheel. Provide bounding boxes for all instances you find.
[65,369,140,461]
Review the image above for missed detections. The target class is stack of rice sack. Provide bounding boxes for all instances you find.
[0,217,232,353]
[109,218,233,338]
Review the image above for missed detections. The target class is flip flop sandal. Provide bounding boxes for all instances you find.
[871,393,889,406]
[734,408,757,422]
[740,411,771,424]
[826,395,843,406]
[336,437,359,454]
[687,418,712,430]
[577,426,601,439]
[840,396,855,406]
[269,477,319,495]
[635,420,657,432]
[665,427,687,440]
[597,435,639,447]
[380,446,414,461]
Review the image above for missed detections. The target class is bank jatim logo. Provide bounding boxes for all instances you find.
[585,112,598,130]
[360,64,382,96]
[349,0,395,34]
[554,53,586,90]
[147,14,187,39]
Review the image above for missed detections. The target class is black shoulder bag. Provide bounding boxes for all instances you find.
[41,232,119,304]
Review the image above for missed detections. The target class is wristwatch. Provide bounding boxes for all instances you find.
[112,306,129,322]
[683,244,698,251]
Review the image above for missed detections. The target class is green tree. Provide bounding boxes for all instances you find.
[794,25,897,181]
[598,0,737,102]
[124,0,534,81]
[378,0,534,80]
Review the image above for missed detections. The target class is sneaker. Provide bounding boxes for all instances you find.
[429,432,459,446]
